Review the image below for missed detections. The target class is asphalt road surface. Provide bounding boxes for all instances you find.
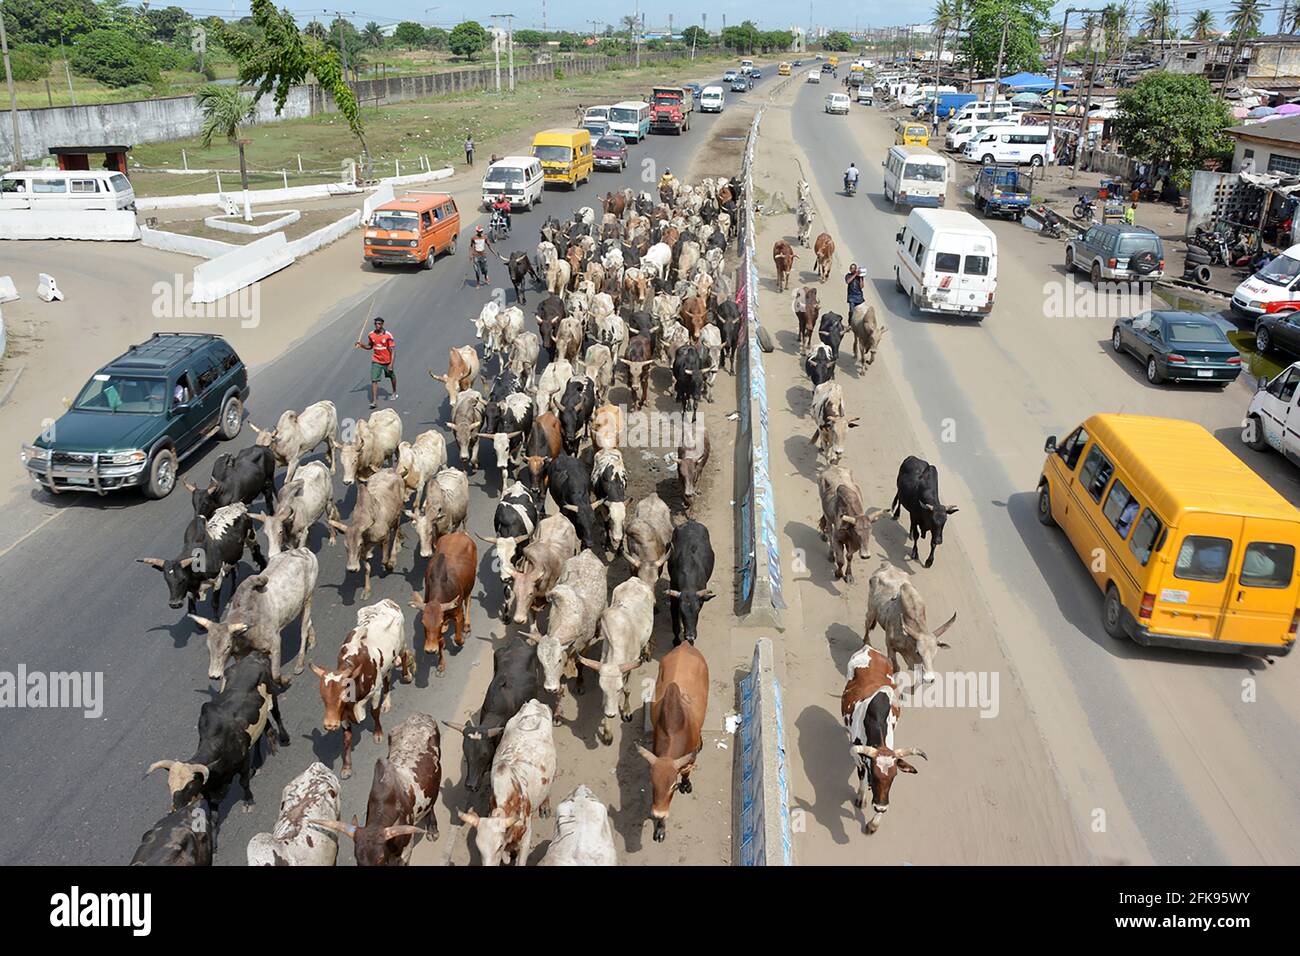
[0,77,760,865]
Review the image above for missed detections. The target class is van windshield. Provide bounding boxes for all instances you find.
[372,210,419,231]
[74,375,166,414]
[903,162,945,181]
[609,107,640,123]
[1258,253,1300,286]
[485,167,524,184]
[534,145,573,163]
[585,108,609,120]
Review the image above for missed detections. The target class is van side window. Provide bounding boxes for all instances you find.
[421,211,432,230]
[964,255,990,276]
[71,179,99,194]
[1056,427,1089,470]
[32,179,67,194]
[1241,542,1296,588]
[914,243,925,266]
[935,252,959,273]
[1079,445,1114,502]
[1129,509,1163,566]
[1102,480,1140,538]
[1174,536,1232,583]
[1268,368,1300,401]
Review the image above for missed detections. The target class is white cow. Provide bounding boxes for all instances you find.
[247,762,342,866]
[395,429,447,507]
[250,400,339,482]
[580,577,655,745]
[539,784,618,866]
[251,460,340,554]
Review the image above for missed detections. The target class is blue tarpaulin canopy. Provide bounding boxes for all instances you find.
[999,72,1067,92]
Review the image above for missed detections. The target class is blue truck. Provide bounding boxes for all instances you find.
[974,164,1032,221]
[916,91,978,119]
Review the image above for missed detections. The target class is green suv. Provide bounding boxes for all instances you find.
[21,332,249,499]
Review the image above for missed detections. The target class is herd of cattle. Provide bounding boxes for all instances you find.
[128,175,747,866]
[779,179,961,836]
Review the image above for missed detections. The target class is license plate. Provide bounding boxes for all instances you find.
[1197,370,1213,377]
[66,476,91,486]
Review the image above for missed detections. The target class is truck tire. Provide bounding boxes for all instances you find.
[219,395,243,440]
[757,325,774,353]
[143,448,178,500]
[1102,585,1128,640]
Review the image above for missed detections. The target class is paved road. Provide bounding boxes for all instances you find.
[0,78,758,865]
[785,80,1300,864]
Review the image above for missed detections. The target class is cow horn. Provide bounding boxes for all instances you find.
[249,512,270,523]
[635,744,658,765]
[380,825,424,842]
[441,600,459,613]
[248,422,264,434]
[308,818,357,840]
[698,589,715,599]
[672,753,694,772]
[933,611,957,639]
[666,589,681,598]
[188,614,214,630]
[329,519,349,533]
[473,532,499,545]
[626,555,642,569]
[309,663,329,679]
[409,592,425,610]
[458,810,482,828]
[893,747,928,761]
[182,479,198,493]
[442,720,467,734]
[145,759,176,777]
[578,655,601,671]
[429,370,448,382]
[840,515,858,526]
[137,557,165,570]
[851,745,879,758]
[562,503,579,512]
[619,660,639,674]
[507,431,523,439]
[945,505,959,515]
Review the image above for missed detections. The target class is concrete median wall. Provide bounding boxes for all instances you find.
[192,232,294,303]
[736,638,794,865]
[0,209,140,241]
[136,166,452,213]
[284,210,360,259]
[139,226,237,259]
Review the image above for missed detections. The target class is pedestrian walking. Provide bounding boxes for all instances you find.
[464,133,475,166]
[1124,201,1137,226]
[354,316,397,409]
[470,225,497,288]
[846,263,865,314]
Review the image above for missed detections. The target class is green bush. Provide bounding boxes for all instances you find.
[71,29,161,87]
[553,68,565,80]
[8,48,49,82]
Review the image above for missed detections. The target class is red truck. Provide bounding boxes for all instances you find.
[649,86,693,135]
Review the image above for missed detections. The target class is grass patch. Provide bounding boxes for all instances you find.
[150,207,354,245]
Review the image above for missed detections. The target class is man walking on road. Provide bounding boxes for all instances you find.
[354,316,397,409]
[470,225,497,288]
[846,263,865,314]
[464,133,475,166]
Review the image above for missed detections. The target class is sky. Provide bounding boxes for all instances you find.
[161,1,1290,37]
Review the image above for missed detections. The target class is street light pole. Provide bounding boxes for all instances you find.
[1046,7,1078,167]
[0,4,21,169]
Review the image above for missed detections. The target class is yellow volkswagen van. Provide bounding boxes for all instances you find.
[530,129,593,189]
[1038,413,1300,656]
[778,62,792,76]
[895,122,930,147]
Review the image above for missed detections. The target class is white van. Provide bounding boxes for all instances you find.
[882,145,950,209]
[481,156,545,210]
[740,59,755,75]
[952,100,1017,125]
[607,100,651,142]
[945,118,1001,152]
[825,93,851,115]
[1232,245,1300,318]
[963,123,1051,165]
[894,208,998,319]
[699,86,725,113]
[900,85,957,108]
[0,169,136,211]
[584,105,612,124]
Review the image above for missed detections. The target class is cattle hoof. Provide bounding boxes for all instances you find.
[278,731,290,746]
[241,801,255,814]
[853,796,863,809]
[680,778,692,794]
[622,712,634,722]
[552,715,563,727]
[373,731,383,743]
[844,574,854,585]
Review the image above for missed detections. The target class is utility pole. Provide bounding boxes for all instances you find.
[493,14,516,92]
[0,4,21,169]
[1046,8,1079,167]
[492,18,502,92]
[635,3,642,69]
[59,29,75,104]
[990,17,1009,108]
[1072,38,1101,179]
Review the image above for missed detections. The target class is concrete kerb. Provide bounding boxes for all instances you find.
[135,166,454,212]
[192,232,295,304]
[733,636,794,866]
[0,209,141,241]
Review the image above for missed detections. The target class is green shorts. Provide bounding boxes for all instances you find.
[371,361,395,383]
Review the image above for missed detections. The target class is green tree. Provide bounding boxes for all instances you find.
[449,20,487,59]
[362,22,385,49]
[1142,0,1171,44]
[8,47,49,81]
[1114,71,1231,172]
[514,28,545,47]
[328,16,365,64]
[1227,0,1264,37]
[218,0,365,154]
[394,20,426,48]
[960,0,1052,77]
[2,0,103,45]
[1190,9,1215,40]
[425,27,448,51]
[143,5,191,41]
[681,25,709,49]
[821,30,854,52]
[196,85,257,221]
[71,28,159,86]
[303,20,326,40]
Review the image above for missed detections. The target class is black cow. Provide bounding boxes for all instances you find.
[713,299,741,372]
[548,453,604,552]
[507,252,538,306]
[891,455,959,568]
[129,802,214,866]
[558,377,595,455]
[672,344,704,415]
[591,451,628,553]
[444,636,541,793]
[488,369,523,404]
[147,651,289,815]
[188,444,276,518]
[626,309,654,341]
[805,343,836,387]
[490,483,538,612]
[536,294,566,360]
[138,505,266,614]
[818,311,846,364]
[706,230,728,253]
[666,519,715,646]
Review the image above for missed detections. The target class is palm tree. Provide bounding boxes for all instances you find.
[304,20,327,40]
[931,0,953,114]
[1228,0,1264,37]
[1142,0,1172,45]
[1191,9,1216,40]
[362,22,384,49]
[197,86,257,222]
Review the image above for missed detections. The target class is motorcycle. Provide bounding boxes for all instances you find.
[1035,205,1062,239]
[1072,196,1096,221]
[489,209,510,241]
[1191,225,1230,266]
[844,175,858,197]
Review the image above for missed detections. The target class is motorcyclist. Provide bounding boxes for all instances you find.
[659,167,678,201]
[491,194,512,234]
[844,162,859,194]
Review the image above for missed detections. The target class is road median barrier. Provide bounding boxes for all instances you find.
[0,209,140,241]
[192,232,295,304]
[734,637,793,866]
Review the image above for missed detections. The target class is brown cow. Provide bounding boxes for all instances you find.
[565,246,585,290]
[679,296,708,344]
[409,531,477,675]
[677,419,710,511]
[621,334,655,411]
[849,303,887,372]
[603,191,627,219]
[841,644,926,834]
[773,240,796,292]
[792,286,820,355]
[520,411,562,508]
[428,346,481,409]
[637,642,708,842]
[814,232,835,283]
[591,403,623,451]
[817,463,879,584]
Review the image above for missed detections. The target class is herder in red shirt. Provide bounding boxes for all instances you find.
[354,315,397,409]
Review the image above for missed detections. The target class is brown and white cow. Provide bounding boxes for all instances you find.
[864,563,956,685]
[773,240,796,292]
[459,697,555,866]
[409,530,476,675]
[310,598,414,779]
[638,641,708,842]
[429,345,481,408]
[340,409,403,486]
[841,644,926,835]
[813,232,835,283]
[817,463,878,584]
[250,399,339,482]
[247,761,341,866]
[311,712,441,865]
[330,469,408,599]
[810,381,859,464]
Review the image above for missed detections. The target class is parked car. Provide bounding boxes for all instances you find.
[1232,244,1300,319]
[1065,223,1164,285]
[21,333,249,499]
[1246,361,1300,459]
[1252,306,1300,357]
[1110,310,1241,386]
[593,135,629,172]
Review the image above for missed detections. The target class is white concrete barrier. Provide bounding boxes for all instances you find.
[37,274,64,302]
[136,166,454,212]
[284,211,361,259]
[363,183,395,222]
[0,209,140,241]
[139,227,237,259]
[192,232,295,304]
[0,276,18,303]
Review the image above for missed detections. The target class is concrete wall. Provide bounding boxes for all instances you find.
[1233,139,1300,176]
[2,52,690,165]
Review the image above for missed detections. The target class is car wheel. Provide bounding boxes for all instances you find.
[1146,356,1164,384]
[143,448,177,500]
[1031,155,1044,168]
[1090,262,1102,287]
[895,269,904,294]
[447,235,458,256]
[1111,327,1124,353]
[423,249,435,270]
[523,198,532,212]
[1247,414,1270,452]
[1256,324,1273,354]
[910,290,922,315]
[1102,585,1128,640]
[219,395,243,440]
[1036,484,1056,527]
[982,154,995,166]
